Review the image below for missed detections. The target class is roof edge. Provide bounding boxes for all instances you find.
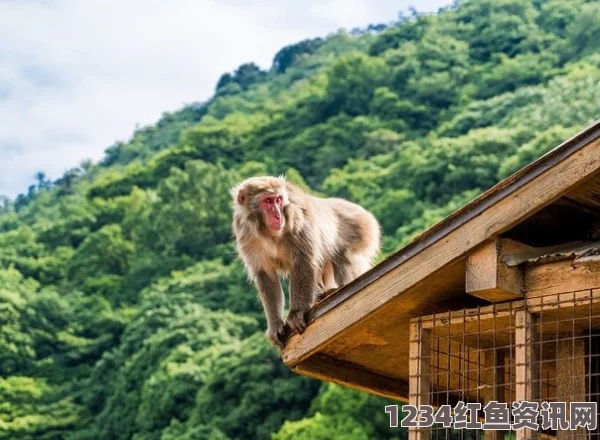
[303,120,600,325]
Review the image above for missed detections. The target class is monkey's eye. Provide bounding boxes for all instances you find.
[276,196,282,204]
[265,197,273,204]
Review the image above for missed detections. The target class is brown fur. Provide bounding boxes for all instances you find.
[231,176,380,348]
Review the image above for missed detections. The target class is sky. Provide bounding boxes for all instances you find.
[0,0,451,198]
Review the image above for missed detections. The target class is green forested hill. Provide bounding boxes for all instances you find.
[2,0,600,438]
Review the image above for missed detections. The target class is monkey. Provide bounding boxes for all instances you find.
[231,175,381,349]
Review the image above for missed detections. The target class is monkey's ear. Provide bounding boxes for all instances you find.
[232,187,246,205]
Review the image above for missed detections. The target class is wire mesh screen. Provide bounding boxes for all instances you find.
[408,289,600,439]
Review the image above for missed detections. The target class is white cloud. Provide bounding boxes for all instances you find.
[0,0,450,198]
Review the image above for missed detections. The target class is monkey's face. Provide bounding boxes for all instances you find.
[259,192,285,234]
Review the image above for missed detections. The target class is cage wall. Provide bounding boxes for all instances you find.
[408,289,600,439]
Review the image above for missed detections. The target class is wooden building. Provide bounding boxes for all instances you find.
[282,120,600,439]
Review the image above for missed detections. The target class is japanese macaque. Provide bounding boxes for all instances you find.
[231,176,381,348]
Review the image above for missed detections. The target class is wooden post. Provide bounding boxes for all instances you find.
[485,349,506,440]
[409,319,431,440]
[515,310,539,440]
[466,239,525,302]
[556,333,586,440]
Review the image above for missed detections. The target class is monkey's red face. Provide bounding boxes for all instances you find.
[259,193,285,233]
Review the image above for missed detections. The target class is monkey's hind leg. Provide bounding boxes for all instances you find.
[316,260,338,302]
[333,252,372,289]
[347,253,372,280]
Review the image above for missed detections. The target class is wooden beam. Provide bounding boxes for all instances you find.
[420,289,600,333]
[408,320,431,440]
[282,127,600,367]
[484,349,506,440]
[484,349,506,402]
[556,333,586,440]
[526,259,600,298]
[515,310,539,440]
[466,239,526,301]
[292,355,409,402]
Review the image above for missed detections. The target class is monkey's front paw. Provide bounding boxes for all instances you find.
[266,320,285,349]
[286,309,307,334]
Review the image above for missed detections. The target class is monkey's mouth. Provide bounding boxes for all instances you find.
[267,218,284,231]
[266,211,284,231]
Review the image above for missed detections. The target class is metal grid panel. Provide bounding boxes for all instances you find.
[409,289,600,439]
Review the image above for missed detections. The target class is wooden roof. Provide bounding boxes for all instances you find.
[281,120,600,401]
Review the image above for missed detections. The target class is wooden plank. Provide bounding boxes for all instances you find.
[466,239,526,301]
[556,333,586,440]
[421,303,512,330]
[484,349,505,403]
[409,320,431,440]
[515,310,539,440]
[526,259,600,298]
[282,130,600,367]
[420,289,600,331]
[565,173,600,211]
[292,355,409,402]
[484,349,506,440]
[558,196,600,219]
[318,260,467,378]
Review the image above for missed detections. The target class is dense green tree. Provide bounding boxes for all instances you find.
[216,63,267,93]
[323,53,387,117]
[454,0,540,62]
[179,333,320,440]
[135,161,238,260]
[67,225,134,296]
[565,2,600,56]
[274,384,400,440]
[272,38,324,73]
